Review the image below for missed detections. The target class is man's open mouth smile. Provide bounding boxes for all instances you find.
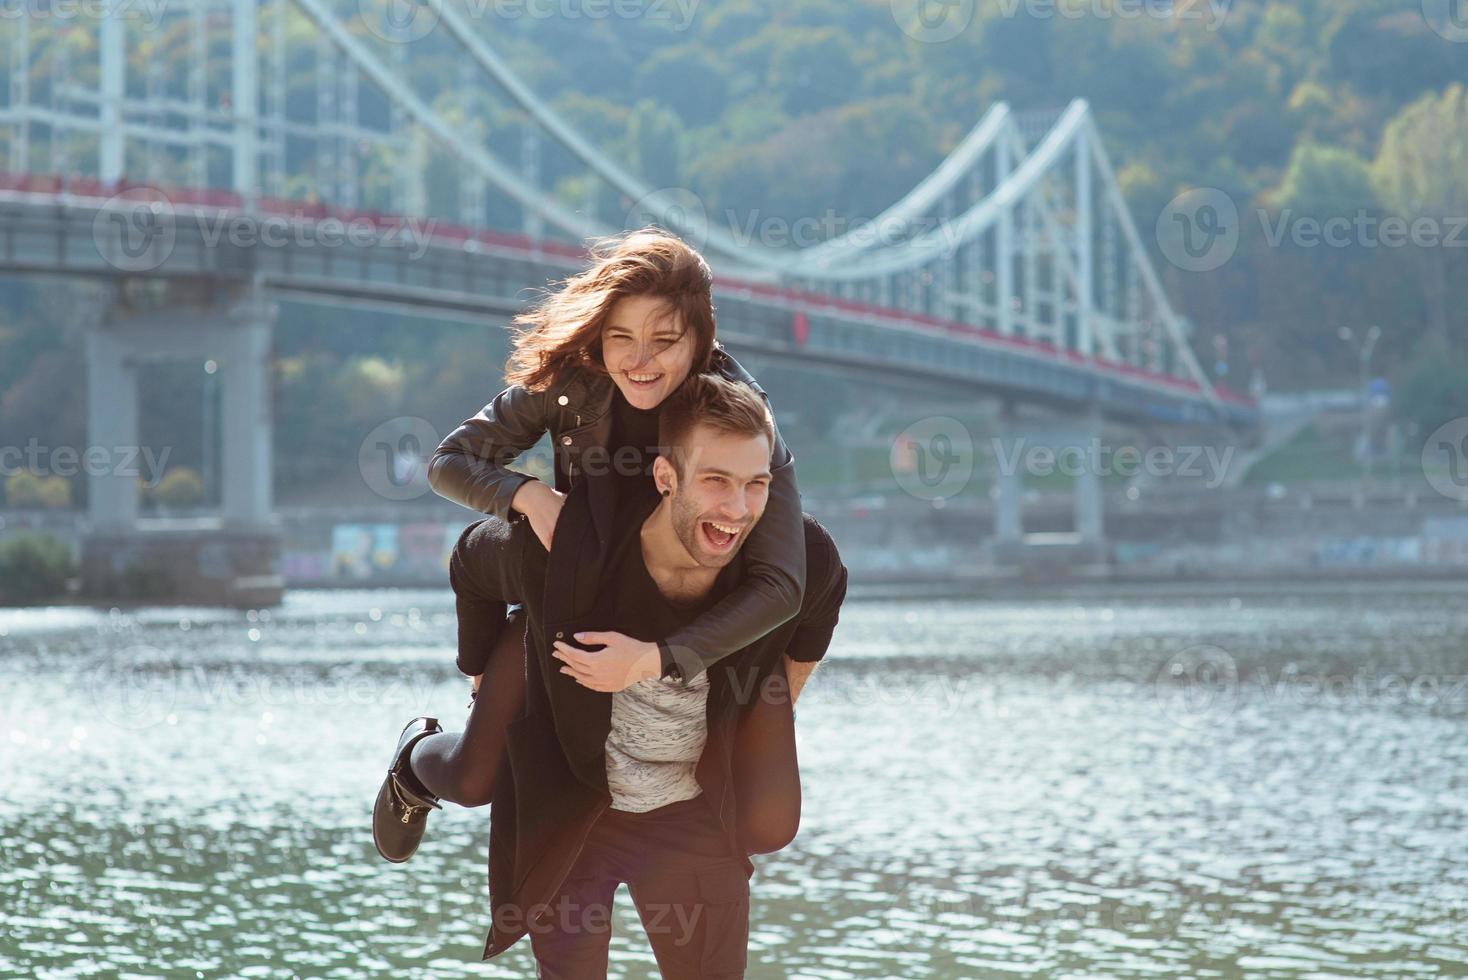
[700,520,743,551]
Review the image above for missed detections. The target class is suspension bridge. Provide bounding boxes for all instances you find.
[0,0,1258,602]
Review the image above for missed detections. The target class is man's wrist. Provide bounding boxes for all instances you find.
[657,641,683,682]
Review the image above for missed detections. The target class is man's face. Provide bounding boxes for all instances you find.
[662,424,773,568]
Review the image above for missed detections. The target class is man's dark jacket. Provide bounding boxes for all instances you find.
[448,471,847,961]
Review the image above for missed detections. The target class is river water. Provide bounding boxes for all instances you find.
[1,583,1465,978]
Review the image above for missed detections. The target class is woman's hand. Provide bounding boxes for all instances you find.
[513,479,567,553]
[551,632,663,693]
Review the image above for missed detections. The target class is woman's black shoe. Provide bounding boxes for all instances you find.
[372,716,444,864]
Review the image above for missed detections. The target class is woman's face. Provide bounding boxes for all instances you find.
[600,294,697,410]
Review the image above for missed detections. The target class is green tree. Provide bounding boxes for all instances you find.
[625,100,685,191]
[766,27,859,117]
[149,467,204,509]
[4,471,71,509]
[1393,337,1468,448]
[0,532,75,603]
[1269,142,1376,214]
[1373,84,1468,347]
[632,48,729,127]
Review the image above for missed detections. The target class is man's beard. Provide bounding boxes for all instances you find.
[668,486,740,568]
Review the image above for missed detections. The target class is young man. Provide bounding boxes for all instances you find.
[373,373,849,977]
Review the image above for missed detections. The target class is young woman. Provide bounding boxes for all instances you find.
[376,228,808,859]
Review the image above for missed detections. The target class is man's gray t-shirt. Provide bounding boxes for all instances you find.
[597,484,721,812]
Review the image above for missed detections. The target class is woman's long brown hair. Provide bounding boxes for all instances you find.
[504,227,718,392]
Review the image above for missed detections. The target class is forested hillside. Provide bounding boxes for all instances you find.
[3,0,1467,504]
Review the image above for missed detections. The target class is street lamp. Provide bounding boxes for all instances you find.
[1337,325,1381,484]
[203,358,218,507]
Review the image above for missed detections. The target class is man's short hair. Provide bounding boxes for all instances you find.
[658,373,776,479]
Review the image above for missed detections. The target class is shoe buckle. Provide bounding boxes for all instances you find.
[389,770,429,823]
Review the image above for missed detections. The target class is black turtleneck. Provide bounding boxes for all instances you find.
[607,384,663,489]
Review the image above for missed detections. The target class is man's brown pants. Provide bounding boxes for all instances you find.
[529,793,750,979]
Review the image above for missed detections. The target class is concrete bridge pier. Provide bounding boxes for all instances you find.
[990,399,1110,574]
[1072,402,1106,555]
[992,398,1025,553]
[219,291,276,529]
[78,282,284,607]
[84,323,141,529]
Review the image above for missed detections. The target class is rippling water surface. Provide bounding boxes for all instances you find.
[2,584,1466,978]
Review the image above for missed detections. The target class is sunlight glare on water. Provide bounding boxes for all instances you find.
[1,585,1465,978]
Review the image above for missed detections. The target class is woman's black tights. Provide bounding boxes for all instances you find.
[409,610,803,855]
[407,608,527,809]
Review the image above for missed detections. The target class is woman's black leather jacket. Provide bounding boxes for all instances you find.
[427,342,807,678]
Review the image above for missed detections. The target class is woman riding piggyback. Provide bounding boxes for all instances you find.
[427,227,808,686]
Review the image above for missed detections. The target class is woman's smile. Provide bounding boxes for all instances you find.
[600,294,697,408]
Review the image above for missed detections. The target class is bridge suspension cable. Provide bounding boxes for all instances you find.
[0,0,1227,411]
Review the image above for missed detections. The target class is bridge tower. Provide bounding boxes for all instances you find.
[77,279,282,606]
